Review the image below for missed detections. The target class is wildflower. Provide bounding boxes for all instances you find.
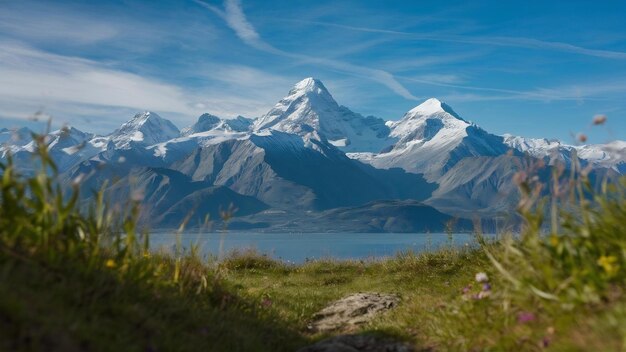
[105,259,116,268]
[475,272,489,283]
[592,114,607,125]
[261,297,272,308]
[517,311,536,323]
[462,285,472,294]
[597,255,619,277]
[482,283,491,292]
[477,290,491,299]
[577,133,587,143]
[549,235,559,247]
[541,336,551,348]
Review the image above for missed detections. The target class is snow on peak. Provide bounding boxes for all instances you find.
[504,135,626,170]
[407,98,464,120]
[253,78,338,131]
[110,111,180,148]
[388,98,469,145]
[290,77,330,95]
[181,114,253,136]
[0,127,34,146]
[252,78,392,152]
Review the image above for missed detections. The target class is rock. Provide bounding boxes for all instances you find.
[307,292,400,333]
[296,334,414,352]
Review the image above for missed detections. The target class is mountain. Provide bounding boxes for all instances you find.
[96,167,268,228]
[0,127,33,148]
[181,114,253,136]
[233,200,475,233]
[424,155,527,218]
[2,77,624,231]
[253,77,394,153]
[350,98,512,182]
[109,111,180,149]
[42,127,103,171]
[170,129,434,211]
[503,135,626,172]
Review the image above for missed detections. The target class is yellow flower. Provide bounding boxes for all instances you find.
[549,235,559,247]
[105,259,116,268]
[597,255,619,277]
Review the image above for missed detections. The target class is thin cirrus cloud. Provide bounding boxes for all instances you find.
[0,42,194,115]
[290,20,626,60]
[0,5,118,44]
[192,0,420,101]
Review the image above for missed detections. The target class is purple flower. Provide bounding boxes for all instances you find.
[482,283,491,292]
[517,311,536,323]
[462,285,471,294]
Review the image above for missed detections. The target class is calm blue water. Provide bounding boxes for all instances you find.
[149,232,488,263]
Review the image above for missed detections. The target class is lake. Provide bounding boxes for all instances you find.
[149,232,490,263]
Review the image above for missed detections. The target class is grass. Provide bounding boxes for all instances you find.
[1,131,626,351]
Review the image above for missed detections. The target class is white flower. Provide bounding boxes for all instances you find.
[475,272,489,283]
[477,290,491,299]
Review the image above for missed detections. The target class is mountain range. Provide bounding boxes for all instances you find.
[1,78,624,232]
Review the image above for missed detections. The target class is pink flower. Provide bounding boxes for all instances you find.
[517,311,536,323]
[261,297,272,308]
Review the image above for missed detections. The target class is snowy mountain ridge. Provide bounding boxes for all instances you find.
[1,77,624,226]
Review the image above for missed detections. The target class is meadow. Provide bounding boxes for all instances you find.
[1,134,625,351]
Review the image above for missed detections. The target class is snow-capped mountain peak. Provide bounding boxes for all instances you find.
[352,98,510,181]
[253,77,393,152]
[388,98,469,143]
[253,77,337,132]
[289,77,332,96]
[407,98,463,119]
[503,134,626,171]
[0,127,34,146]
[109,111,180,148]
[181,114,253,136]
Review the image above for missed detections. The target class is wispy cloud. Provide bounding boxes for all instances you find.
[291,20,626,60]
[405,75,626,103]
[193,0,419,100]
[0,2,118,44]
[0,41,288,132]
[0,42,194,114]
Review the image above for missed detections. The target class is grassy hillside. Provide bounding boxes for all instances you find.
[1,135,625,351]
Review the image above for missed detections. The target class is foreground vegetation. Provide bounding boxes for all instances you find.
[1,133,625,351]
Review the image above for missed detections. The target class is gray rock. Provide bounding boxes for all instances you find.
[297,334,414,352]
[308,293,400,333]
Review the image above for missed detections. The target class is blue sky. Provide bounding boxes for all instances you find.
[0,0,625,143]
